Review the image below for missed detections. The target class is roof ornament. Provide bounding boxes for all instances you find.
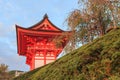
[43,13,48,18]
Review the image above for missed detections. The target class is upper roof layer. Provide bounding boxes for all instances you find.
[16,14,71,56]
[16,14,64,32]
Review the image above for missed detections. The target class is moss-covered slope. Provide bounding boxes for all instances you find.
[14,29,120,80]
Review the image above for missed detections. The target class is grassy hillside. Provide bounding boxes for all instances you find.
[14,29,120,80]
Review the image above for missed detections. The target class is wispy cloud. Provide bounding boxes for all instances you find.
[0,55,29,71]
[0,1,28,70]
[0,21,27,71]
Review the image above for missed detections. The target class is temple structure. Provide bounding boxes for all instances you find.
[16,14,70,70]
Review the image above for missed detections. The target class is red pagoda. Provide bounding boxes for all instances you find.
[16,14,70,70]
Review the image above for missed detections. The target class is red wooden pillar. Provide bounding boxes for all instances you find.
[44,50,46,65]
[30,54,35,70]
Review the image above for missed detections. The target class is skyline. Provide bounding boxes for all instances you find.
[0,0,79,71]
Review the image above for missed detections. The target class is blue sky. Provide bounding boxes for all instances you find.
[0,0,78,71]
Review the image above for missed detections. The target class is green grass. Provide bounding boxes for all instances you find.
[14,28,120,80]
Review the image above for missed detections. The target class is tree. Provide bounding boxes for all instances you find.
[66,0,120,45]
[0,64,8,72]
[0,64,10,80]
